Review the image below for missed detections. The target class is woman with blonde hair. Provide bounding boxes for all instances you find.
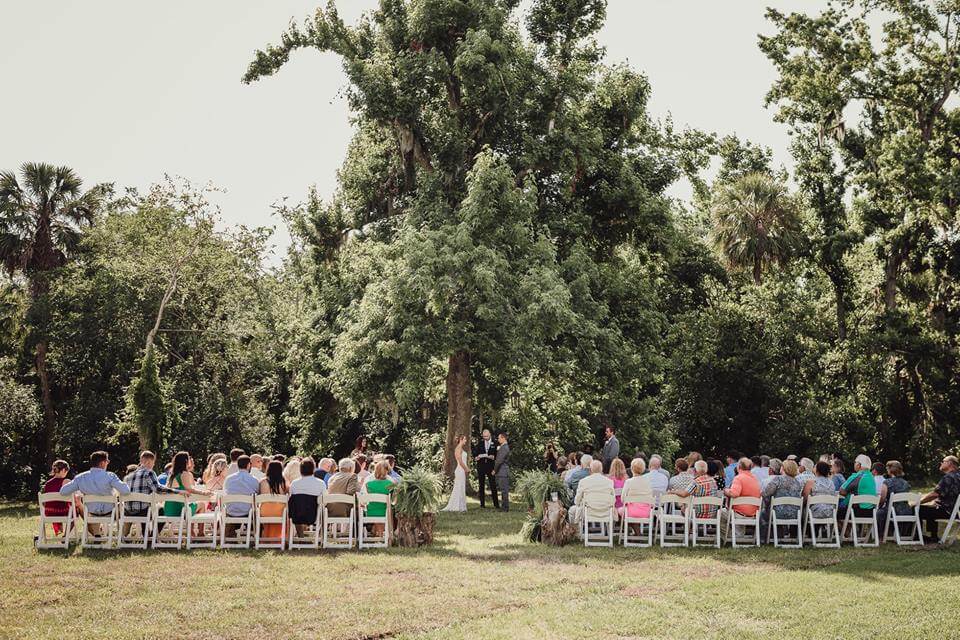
[363,460,395,536]
[608,457,629,513]
[762,458,802,542]
[202,453,226,485]
[283,457,302,484]
[621,458,654,521]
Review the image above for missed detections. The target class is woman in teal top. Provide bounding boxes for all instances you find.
[363,460,395,537]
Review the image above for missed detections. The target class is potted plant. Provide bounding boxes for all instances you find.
[393,467,441,547]
[516,470,575,544]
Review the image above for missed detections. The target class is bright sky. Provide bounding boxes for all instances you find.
[0,0,816,259]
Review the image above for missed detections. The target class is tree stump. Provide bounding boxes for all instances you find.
[539,501,577,546]
[394,513,436,547]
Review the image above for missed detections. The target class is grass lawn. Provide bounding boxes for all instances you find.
[2,497,959,640]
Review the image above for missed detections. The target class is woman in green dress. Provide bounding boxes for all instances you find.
[164,451,211,518]
[363,460,395,537]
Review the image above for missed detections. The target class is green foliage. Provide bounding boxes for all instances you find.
[126,344,166,453]
[516,469,570,516]
[394,467,442,517]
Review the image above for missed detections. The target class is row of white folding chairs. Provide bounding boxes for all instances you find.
[36,491,392,551]
[581,490,943,549]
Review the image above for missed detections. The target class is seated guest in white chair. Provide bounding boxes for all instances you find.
[289,457,327,536]
[223,455,260,539]
[645,455,669,497]
[670,460,719,520]
[568,460,615,526]
[919,455,960,540]
[565,454,592,495]
[59,451,130,536]
[622,458,654,521]
[326,458,360,517]
[123,450,163,536]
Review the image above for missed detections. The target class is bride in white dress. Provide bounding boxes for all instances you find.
[442,435,469,512]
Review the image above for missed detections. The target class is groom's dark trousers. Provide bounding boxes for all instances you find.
[473,440,499,508]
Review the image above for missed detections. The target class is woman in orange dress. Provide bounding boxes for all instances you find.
[258,460,288,541]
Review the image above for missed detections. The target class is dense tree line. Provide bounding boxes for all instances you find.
[1,0,957,496]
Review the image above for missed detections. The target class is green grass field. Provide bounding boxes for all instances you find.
[2,498,958,640]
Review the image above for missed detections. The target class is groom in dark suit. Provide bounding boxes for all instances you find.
[494,432,510,512]
[473,429,499,509]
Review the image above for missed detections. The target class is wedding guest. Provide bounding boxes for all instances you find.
[158,462,173,486]
[59,451,130,535]
[802,461,838,519]
[668,458,693,492]
[384,455,401,482]
[362,460,395,537]
[722,457,761,535]
[724,451,741,488]
[876,460,911,537]
[204,457,228,492]
[601,426,620,474]
[831,458,847,491]
[202,452,226,484]
[796,458,815,488]
[644,456,669,499]
[671,460,719,519]
[249,454,266,480]
[283,457,302,485]
[326,458,359,517]
[762,459,802,541]
[123,464,138,481]
[223,455,259,539]
[838,454,877,521]
[708,458,726,491]
[649,454,670,480]
[258,460,288,540]
[568,460,614,525]
[608,458,628,512]
[125,451,162,523]
[314,458,336,484]
[289,457,326,536]
[871,462,888,504]
[163,452,211,519]
[226,448,245,477]
[42,460,74,535]
[556,456,570,480]
[622,458,653,520]
[919,455,960,540]
[355,454,370,486]
[545,443,559,473]
[565,454,592,495]
[751,456,770,485]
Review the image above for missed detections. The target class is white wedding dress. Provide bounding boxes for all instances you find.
[442,450,468,512]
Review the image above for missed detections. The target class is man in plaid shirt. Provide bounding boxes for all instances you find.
[123,451,164,516]
[671,460,720,519]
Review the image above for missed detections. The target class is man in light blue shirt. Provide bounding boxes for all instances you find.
[724,451,740,488]
[565,454,592,495]
[223,455,260,518]
[59,451,130,534]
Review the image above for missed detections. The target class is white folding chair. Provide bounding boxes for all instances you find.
[768,496,803,548]
[118,493,155,549]
[152,494,187,549]
[938,496,960,544]
[288,494,322,550]
[726,497,762,547]
[186,496,219,549]
[358,493,392,549]
[884,492,924,546]
[219,494,255,549]
[690,496,723,548]
[36,492,76,549]
[322,493,356,549]
[841,494,880,547]
[620,486,655,548]
[254,494,288,550]
[804,495,841,548]
[80,494,118,549]
[580,489,616,547]
[658,494,690,547]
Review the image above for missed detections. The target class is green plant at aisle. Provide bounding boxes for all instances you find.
[516,469,570,542]
[394,467,442,517]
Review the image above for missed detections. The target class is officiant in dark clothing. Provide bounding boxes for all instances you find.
[473,429,499,509]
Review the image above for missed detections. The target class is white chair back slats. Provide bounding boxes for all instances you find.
[118,493,155,549]
[804,494,841,548]
[219,494,255,549]
[769,496,804,548]
[358,493,392,549]
[727,496,762,548]
[620,485,655,548]
[658,494,690,547]
[152,493,187,549]
[80,494,119,549]
[186,495,219,549]
[690,496,724,548]
[288,494,323,550]
[322,493,357,549]
[36,492,77,550]
[841,494,880,547]
[581,489,616,548]
[938,495,960,544]
[884,492,924,546]
[254,494,289,550]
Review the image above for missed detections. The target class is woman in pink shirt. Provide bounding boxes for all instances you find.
[609,458,628,513]
[622,458,654,519]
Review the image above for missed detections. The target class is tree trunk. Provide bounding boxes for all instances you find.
[834,283,848,342]
[753,256,762,285]
[883,250,901,312]
[35,338,56,467]
[394,513,436,547]
[443,350,473,479]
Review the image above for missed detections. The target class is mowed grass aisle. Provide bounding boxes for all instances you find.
[1,498,959,640]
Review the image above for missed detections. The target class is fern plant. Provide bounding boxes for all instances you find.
[394,467,442,517]
[516,470,570,519]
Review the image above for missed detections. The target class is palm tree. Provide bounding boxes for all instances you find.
[710,172,802,284]
[0,163,107,469]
